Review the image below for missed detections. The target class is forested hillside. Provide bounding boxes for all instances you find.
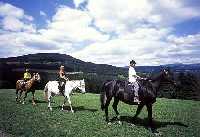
[0,53,200,100]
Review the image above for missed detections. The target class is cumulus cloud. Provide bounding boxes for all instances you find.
[0,1,200,66]
[40,11,47,17]
[74,0,87,8]
[42,5,109,43]
[0,2,35,32]
[71,0,200,66]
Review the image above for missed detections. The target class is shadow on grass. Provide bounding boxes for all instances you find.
[28,99,46,103]
[52,105,98,112]
[28,99,56,104]
[113,116,188,130]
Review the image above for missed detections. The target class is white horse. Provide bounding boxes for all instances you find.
[44,79,86,112]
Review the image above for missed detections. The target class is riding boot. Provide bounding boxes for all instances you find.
[60,85,65,96]
[58,81,62,90]
[134,96,140,104]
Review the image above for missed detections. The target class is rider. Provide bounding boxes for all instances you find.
[24,69,31,82]
[57,65,69,95]
[129,60,141,104]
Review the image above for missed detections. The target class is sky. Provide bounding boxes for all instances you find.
[0,0,200,66]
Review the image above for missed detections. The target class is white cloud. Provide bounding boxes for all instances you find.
[39,6,109,43]
[72,36,170,66]
[0,2,24,18]
[0,2,35,32]
[73,32,200,66]
[167,34,200,45]
[74,0,87,8]
[86,0,154,34]
[1,1,200,66]
[40,11,47,17]
[84,0,200,34]
[151,0,200,26]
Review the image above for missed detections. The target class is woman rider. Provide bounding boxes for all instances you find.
[129,60,141,104]
[24,69,32,82]
[57,65,69,95]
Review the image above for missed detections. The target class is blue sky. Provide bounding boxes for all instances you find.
[0,0,200,66]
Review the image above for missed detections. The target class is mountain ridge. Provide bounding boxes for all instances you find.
[1,53,200,74]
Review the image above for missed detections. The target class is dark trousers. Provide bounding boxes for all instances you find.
[56,78,66,95]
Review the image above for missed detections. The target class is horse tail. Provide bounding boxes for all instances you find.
[44,83,48,102]
[100,82,108,111]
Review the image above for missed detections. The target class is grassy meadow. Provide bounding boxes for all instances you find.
[0,89,199,137]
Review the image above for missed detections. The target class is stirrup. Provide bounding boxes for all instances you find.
[134,97,140,104]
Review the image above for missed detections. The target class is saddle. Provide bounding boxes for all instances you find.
[126,82,137,94]
[116,81,137,96]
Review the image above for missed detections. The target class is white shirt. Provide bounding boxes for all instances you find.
[129,66,137,82]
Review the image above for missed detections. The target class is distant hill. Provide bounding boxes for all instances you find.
[0,53,127,76]
[0,53,127,90]
[1,53,200,75]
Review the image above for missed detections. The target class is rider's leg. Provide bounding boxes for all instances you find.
[57,78,65,95]
[134,81,139,96]
[133,82,140,104]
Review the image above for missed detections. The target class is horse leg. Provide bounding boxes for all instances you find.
[146,104,157,133]
[19,91,23,103]
[16,89,19,102]
[112,98,122,125]
[133,104,144,119]
[22,92,28,104]
[66,95,74,113]
[112,98,120,116]
[48,96,52,111]
[32,91,36,105]
[105,97,112,124]
[61,96,67,111]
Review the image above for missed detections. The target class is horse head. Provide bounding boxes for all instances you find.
[162,68,175,85]
[33,73,41,82]
[75,79,86,94]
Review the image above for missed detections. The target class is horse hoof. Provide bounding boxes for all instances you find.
[154,132,162,136]
[71,110,74,113]
[48,107,52,111]
[118,121,122,125]
[22,102,25,105]
[117,115,120,119]
[131,124,135,127]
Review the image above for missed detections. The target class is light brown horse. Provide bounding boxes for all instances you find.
[16,73,41,105]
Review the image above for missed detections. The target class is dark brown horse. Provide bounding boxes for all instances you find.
[100,69,175,133]
[16,73,41,105]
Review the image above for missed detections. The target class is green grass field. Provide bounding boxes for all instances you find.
[0,89,199,137]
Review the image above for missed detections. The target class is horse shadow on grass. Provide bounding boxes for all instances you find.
[111,116,188,130]
[28,99,55,104]
[52,105,98,112]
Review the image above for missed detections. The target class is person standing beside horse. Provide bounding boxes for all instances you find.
[129,60,141,104]
[57,65,69,95]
